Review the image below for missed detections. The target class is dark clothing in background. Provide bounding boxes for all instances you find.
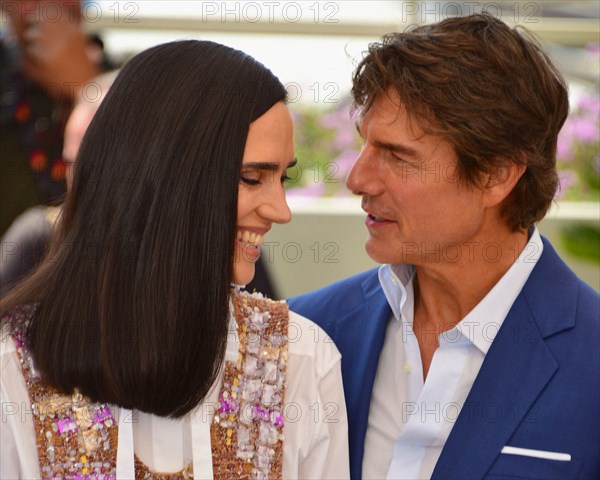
[246,257,279,299]
[1,39,69,236]
[0,206,55,297]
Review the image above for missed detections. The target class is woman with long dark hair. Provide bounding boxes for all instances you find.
[0,40,348,479]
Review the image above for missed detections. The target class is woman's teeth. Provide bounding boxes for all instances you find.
[237,230,264,247]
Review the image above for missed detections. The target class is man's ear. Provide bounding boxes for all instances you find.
[482,161,526,208]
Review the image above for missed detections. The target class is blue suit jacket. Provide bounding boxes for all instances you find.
[289,238,599,479]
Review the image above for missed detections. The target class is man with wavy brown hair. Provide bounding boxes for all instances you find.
[290,13,599,480]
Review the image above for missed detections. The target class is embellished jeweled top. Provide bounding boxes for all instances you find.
[1,290,291,479]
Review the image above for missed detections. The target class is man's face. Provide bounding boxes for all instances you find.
[63,104,94,191]
[347,90,488,266]
[2,1,81,38]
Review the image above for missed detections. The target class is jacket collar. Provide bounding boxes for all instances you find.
[333,269,391,480]
[432,237,579,479]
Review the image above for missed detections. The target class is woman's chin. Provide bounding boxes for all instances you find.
[232,266,255,286]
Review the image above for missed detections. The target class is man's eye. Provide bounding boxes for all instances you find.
[281,175,291,184]
[391,152,408,163]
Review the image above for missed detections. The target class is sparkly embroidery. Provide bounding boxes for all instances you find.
[4,291,289,479]
[134,455,192,480]
[7,305,119,479]
[211,290,289,480]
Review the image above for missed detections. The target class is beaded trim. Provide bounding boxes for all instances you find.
[134,455,192,480]
[210,290,289,480]
[5,291,289,480]
[7,305,119,479]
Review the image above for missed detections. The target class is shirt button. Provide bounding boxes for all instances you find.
[404,362,411,374]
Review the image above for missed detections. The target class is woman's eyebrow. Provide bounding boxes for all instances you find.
[242,158,298,170]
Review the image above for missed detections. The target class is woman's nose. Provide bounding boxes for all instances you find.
[261,183,292,224]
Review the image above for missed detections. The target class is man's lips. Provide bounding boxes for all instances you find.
[365,213,395,227]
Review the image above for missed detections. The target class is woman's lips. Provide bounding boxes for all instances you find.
[236,229,265,247]
[235,229,265,261]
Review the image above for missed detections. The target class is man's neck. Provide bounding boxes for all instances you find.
[415,228,529,326]
[410,228,530,380]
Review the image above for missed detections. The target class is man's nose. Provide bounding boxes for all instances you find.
[346,147,384,196]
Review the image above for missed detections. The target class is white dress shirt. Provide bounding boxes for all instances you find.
[362,228,543,480]
[1,311,349,479]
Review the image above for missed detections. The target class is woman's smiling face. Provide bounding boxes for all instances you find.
[234,101,295,286]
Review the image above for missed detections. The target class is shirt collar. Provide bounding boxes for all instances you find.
[453,227,543,354]
[378,227,544,354]
[378,263,415,325]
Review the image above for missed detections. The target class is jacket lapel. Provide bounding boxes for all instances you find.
[432,294,558,479]
[432,238,577,479]
[335,272,391,480]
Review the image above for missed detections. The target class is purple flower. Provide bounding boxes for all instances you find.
[577,96,600,118]
[332,150,359,178]
[319,104,354,130]
[286,182,326,197]
[570,117,600,143]
[556,169,578,199]
[319,111,344,130]
[586,42,600,59]
[333,127,358,150]
[557,133,573,162]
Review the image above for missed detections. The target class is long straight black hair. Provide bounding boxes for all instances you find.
[0,41,287,417]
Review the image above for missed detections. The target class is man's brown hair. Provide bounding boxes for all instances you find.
[352,13,569,231]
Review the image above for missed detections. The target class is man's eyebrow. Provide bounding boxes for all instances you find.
[242,158,298,171]
[355,121,421,160]
[372,140,421,160]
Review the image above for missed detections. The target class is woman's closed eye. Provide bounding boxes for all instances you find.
[240,159,297,186]
[240,169,262,186]
[240,176,261,186]
[281,173,292,184]
[241,173,291,186]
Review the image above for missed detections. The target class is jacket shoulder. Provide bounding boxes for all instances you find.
[288,267,381,335]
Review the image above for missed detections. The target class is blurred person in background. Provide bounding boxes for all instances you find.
[0,71,117,297]
[0,0,111,236]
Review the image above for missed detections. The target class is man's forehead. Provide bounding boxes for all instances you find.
[358,95,422,135]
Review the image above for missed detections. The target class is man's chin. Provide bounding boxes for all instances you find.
[365,241,395,265]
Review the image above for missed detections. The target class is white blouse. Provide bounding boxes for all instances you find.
[0,310,350,479]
